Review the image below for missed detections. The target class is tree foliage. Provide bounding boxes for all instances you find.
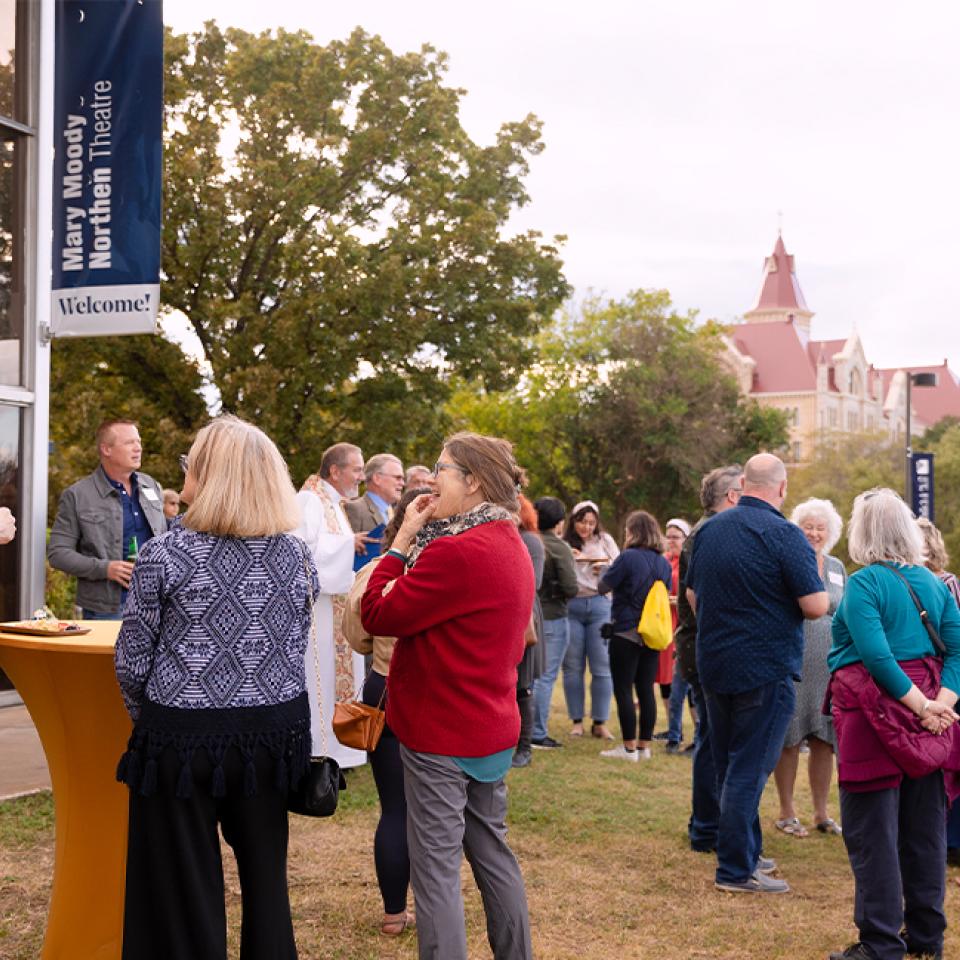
[449,291,789,528]
[161,23,569,480]
[786,421,960,569]
[48,336,208,515]
[785,431,901,566]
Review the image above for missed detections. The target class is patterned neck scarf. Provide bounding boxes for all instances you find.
[407,501,513,568]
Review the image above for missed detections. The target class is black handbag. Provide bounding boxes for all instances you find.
[288,548,347,818]
[288,756,345,817]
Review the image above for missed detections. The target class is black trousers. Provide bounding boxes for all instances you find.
[608,635,660,741]
[840,771,946,960]
[364,670,411,915]
[122,744,297,960]
[516,687,535,753]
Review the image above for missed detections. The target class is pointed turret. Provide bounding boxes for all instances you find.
[743,234,814,332]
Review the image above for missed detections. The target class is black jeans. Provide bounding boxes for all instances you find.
[840,772,946,960]
[123,744,296,960]
[364,670,411,915]
[608,635,660,741]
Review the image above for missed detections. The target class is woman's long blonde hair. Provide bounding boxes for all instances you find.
[182,416,300,537]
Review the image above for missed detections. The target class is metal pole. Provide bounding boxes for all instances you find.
[905,373,912,505]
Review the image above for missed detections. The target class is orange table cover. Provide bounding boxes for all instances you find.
[0,622,130,960]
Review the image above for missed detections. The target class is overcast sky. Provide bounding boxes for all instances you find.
[164,0,960,372]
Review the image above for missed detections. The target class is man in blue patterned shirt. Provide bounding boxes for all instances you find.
[686,453,827,894]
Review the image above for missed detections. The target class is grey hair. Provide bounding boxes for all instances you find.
[790,498,843,554]
[319,442,361,479]
[847,487,924,566]
[364,453,402,481]
[700,464,743,511]
[405,464,431,483]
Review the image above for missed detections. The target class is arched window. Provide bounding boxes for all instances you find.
[849,368,862,396]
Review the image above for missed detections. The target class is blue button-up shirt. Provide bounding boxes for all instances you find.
[687,495,823,693]
[102,467,155,561]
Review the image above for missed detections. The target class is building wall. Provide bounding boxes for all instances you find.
[0,0,53,630]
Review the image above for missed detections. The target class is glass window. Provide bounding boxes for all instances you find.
[0,403,19,690]
[0,0,19,123]
[0,131,21,384]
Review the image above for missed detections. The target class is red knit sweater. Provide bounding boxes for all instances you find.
[361,521,534,756]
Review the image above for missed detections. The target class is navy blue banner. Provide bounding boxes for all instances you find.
[51,0,163,336]
[911,452,935,522]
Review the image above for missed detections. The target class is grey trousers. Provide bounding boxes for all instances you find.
[399,745,533,960]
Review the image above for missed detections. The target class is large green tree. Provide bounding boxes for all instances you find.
[162,23,569,480]
[48,336,208,514]
[449,290,789,527]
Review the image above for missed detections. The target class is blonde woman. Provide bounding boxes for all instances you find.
[918,517,960,607]
[115,416,317,960]
[773,498,846,838]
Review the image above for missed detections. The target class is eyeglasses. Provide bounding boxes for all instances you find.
[178,454,189,475]
[432,460,469,478]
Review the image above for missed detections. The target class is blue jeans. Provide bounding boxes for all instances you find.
[562,595,612,723]
[841,773,946,960]
[704,676,795,884]
[688,679,720,852]
[82,608,123,621]
[532,618,570,741]
[667,660,690,743]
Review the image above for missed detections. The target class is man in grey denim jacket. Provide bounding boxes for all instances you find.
[48,420,167,619]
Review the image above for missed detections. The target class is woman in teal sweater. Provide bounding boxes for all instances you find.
[827,488,960,960]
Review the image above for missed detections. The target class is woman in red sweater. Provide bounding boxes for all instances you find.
[361,431,534,960]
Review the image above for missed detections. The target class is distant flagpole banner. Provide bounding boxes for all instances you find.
[51,0,163,337]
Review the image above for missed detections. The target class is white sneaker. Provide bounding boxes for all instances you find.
[637,747,652,760]
[600,745,640,762]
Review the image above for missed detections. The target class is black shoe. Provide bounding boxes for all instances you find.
[827,944,876,960]
[682,742,696,754]
[531,736,563,749]
[665,741,681,754]
[511,750,532,768]
[652,731,671,741]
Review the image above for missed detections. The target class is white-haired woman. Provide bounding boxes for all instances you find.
[773,497,846,838]
[826,488,960,960]
[115,416,317,960]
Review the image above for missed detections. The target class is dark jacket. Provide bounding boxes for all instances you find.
[518,529,546,689]
[674,514,710,683]
[599,547,672,636]
[538,531,578,620]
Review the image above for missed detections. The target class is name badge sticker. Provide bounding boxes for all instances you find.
[141,488,159,502]
[828,571,844,586]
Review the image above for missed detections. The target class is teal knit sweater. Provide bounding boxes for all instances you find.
[829,563,960,698]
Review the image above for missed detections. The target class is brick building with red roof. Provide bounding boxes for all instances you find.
[722,235,960,461]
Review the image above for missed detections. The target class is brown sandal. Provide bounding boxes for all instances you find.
[381,913,415,937]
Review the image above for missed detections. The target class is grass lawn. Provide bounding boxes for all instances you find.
[2,698,959,959]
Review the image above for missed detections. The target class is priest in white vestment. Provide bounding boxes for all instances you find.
[294,443,368,769]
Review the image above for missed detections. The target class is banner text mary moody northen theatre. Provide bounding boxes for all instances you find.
[50,0,162,338]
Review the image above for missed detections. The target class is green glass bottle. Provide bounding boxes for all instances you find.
[126,535,138,563]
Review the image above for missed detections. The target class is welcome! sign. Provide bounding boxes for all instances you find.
[51,0,163,337]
